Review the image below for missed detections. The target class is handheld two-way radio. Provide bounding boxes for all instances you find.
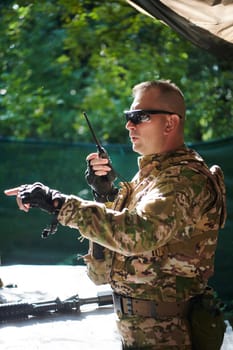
[83,112,117,260]
[83,111,108,158]
[41,112,113,240]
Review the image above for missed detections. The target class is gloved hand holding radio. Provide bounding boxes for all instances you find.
[85,152,118,202]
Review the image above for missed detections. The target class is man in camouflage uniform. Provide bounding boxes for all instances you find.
[5,80,227,349]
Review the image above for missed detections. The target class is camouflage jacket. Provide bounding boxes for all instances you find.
[58,145,226,302]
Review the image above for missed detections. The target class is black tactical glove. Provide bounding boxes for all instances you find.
[19,182,66,214]
[85,158,118,203]
[18,182,67,238]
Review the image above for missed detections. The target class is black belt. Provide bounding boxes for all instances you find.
[113,293,189,318]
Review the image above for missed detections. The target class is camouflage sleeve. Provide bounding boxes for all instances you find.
[58,168,214,255]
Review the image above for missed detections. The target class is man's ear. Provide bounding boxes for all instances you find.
[164,114,179,134]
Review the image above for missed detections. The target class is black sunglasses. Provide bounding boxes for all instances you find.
[124,109,182,124]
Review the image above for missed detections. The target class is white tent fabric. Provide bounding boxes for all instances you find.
[127,0,233,59]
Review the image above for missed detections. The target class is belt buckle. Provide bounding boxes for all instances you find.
[113,293,133,317]
[113,293,123,317]
[125,296,133,315]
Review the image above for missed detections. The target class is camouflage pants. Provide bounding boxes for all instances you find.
[117,315,192,349]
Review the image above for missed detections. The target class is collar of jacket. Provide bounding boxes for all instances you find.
[137,144,204,172]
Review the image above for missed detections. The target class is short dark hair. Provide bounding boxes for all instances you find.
[132,80,186,119]
[132,80,183,97]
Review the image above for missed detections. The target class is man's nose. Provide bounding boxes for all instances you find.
[125,120,136,130]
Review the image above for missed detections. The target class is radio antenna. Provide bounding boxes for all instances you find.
[83,111,105,155]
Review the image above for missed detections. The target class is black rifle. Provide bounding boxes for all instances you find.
[0,291,113,323]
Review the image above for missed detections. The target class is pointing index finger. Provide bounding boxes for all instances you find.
[4,187,20,196]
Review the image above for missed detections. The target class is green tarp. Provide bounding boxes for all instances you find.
[0,137,232,301]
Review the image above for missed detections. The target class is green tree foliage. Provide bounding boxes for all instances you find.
[0,0,232,144]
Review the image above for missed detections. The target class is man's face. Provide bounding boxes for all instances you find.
[126,89,168,155]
